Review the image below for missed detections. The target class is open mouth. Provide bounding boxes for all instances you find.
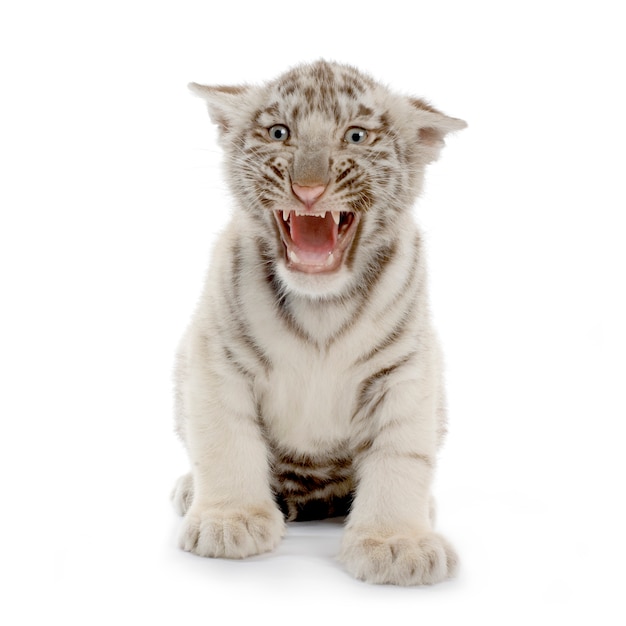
[273,209,360,274]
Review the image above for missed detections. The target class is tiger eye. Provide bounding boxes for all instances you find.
[268,124,290,141]
[344,127,368,144]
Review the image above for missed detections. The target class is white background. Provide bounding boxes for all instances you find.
[1,1,625,624]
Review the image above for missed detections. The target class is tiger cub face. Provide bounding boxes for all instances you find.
[191,61,465,297]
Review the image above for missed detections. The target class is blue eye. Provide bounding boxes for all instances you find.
[268,124,289,141]
[344,127,368,144]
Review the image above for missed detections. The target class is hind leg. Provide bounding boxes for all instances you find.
[171,472,194,516]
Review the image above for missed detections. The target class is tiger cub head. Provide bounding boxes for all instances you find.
[190,60,465,298]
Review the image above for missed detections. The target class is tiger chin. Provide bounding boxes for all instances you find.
[172,60,466,585]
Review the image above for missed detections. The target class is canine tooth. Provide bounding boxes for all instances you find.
[331,211,340,225]
[289,249,301,263]
[282,209,290,222]
[325,253,335,266]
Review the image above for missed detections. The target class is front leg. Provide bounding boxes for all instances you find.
[177,339,284,559]
[340,377,457,585]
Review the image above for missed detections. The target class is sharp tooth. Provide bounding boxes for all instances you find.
[331,211,340,225]
[282,209,290,222]
[325,253,335,266]
[289,249,301,264]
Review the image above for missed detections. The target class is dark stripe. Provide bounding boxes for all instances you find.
[410,97,441,114]
[335,164,360,191]
[403,452,434,467]
[365,351,416,385]
[346,240,398,297]
[277,469,352,496]
[222,346,254,378]
[319,240,399,347]
[223,299,272,373]
[347,185,373,213]
[256,238,317,346]
[261,172,283,190]
[354,236,422,363]
[225,242,273,372]
[269,163,284,180]
[353,351,417,421]
[355,313,412,365]
[340,84,356,99]
[353,438,374,456]
[271,445,354,522]
[340,72,367,94]
[355,445,434,469]
[264,102,280,116]
[344,215,364,270]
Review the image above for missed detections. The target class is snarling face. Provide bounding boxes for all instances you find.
[191,61,465,298]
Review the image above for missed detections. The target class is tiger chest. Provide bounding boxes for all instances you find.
[256,349,358,455]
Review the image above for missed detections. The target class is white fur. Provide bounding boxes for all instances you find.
[174,61,465,585]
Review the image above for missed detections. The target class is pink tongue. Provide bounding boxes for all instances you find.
[289,213,338,254]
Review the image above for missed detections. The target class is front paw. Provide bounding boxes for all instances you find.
[339,528,458,585]
[178,502,285,559]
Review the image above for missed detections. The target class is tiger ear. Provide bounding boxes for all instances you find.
[410,98,467,162]
[188,82,250,134]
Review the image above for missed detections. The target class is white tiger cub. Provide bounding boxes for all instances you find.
[172,60,466,585]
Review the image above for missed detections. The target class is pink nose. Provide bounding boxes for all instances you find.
[292,184,326,207]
